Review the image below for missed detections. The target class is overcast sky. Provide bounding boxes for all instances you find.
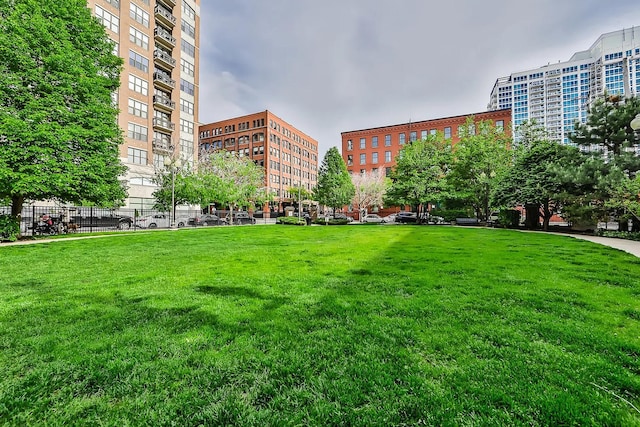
[198,1,638,158]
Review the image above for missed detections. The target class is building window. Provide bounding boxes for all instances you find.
[430,129,437,136]
[372,152,378,164]
[181,19,196,38]
[180,58,195,77]
[128,123,148,142]
[360,153,366,165]
[496,120,504,132]
[347,155,353,166]
[180,79,195,95]
[182,2,196,20]
[421,130,427,140]
[347,139,353,150]
[129,26,149,50]
[180,119,194,134]
[104,0,120,9]
[372,136,378,148]
[181,39,195,58]
[129,3,149,28]
[410,131,417,142]
[127,147,147,165]
[128,74,148,96]
[360,138,366,149]
[95,6,119,33]
[385,134,391,146]
[444,127,451,139]
[399,133,406,145]
[129,50,149,72]
[180,98,194,115]
[385,151,391,162]
[127,98,148,118]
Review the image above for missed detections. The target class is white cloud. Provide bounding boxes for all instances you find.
[199,0,639,159]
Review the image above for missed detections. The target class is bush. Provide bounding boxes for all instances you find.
[430,209,471,222]
[498,210,521,228]
[277,217,306,226]
[0,214,20,242]
[312,218,349,226]
[595,230,640,241]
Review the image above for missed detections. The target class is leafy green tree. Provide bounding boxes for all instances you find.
[448,119,511,221]
[314,147,355,212]
[197,151,265,222]
[152,161,198,213]
[385,136,452,222]
[492,139,586,231]
[0,0,126,218]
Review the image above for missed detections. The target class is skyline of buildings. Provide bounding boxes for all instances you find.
[198,111,319,213]
[88,0,200,210]
[488,26,640,144]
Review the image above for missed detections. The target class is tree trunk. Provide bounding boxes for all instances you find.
[542,201,551,232]
[525,204,539,230]
[11,195,24,218]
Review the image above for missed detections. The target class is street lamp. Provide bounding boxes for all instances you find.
[164,157,182,229]
[631,113,640,131]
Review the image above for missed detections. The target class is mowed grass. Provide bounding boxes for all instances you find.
[1,226,639,426]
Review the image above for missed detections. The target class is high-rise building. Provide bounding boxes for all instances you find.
[199,111,319,214]
[489,26,640,144]
[87,0,200,210]
[341,109,511,176]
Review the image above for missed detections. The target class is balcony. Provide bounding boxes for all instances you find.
[153,49,176,70]
[152,117,176,132]
[154,4,176,28]
[152,139,173,154]
[158,0,176,9]
[154,27,176,49]
[153,94,175,112]
[153,71,175,90]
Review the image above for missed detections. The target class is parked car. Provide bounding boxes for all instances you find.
[226,211,256,225]
[136,213,189,228]
[71,213,133,229]
[396,211,418,223]
[362,214,385,223]
[190,214,225,226]
[333,213,354,222]
[383,213,398,223]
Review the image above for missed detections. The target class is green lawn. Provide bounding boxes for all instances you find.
[1,226,639,426]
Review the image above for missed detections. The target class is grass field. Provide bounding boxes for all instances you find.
[1,226,639,426]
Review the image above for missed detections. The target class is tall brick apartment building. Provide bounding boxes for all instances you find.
[341,109,512,176]
[199,111,319,214]
[87,0,200,210]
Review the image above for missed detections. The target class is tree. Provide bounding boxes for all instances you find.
[197,150,265,222]
[0,0,126,219]
[448,119,511,221]
[314,147,355,212]
[492,139,586,231]
[351,169,387,219]
[384,135,451,222]
[569,95,640,230]
[152,160,198,213]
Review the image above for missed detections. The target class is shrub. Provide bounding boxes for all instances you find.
[277,217,306,226]
[430,209,470,222]
[498,210,521,228]
[595,230,640,241]
[0,215,20,242]
[312,218,349,225]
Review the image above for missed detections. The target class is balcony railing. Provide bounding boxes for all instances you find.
[152,139,173,153]
[158,0,176,9]
[153,95,175,111]
[153,49,176,70]
[153,71,175,90]
[154,4,176,28]
[154,27,176,48]
[152,117,176,132]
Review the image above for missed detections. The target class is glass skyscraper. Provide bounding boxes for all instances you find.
[489,27,640,144]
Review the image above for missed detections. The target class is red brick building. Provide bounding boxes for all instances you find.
[199,110,319,214]
[341,109,512,176]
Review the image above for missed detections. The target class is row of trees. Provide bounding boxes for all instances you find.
[314,96,640,231]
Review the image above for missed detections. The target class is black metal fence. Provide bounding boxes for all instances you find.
[2,206,276,237]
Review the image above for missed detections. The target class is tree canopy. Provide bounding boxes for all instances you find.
[314,147,355,212]
[0,0,126,217]
[385,136,451,220]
